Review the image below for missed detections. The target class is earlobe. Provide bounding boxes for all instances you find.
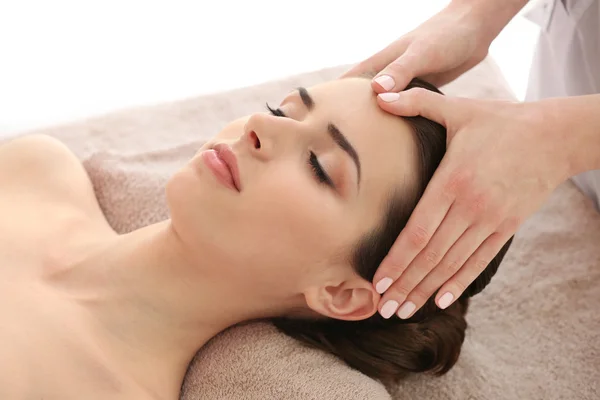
[304,278,379,321]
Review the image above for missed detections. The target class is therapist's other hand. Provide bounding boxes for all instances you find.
[342,3,492,91]
[373,90,571,319]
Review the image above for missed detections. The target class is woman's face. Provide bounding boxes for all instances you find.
[167,77,418,313]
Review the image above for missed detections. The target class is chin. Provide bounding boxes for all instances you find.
[167,164,197,202]
[166,165,206,224]
[167,165,231,234]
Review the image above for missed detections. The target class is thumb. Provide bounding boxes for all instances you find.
[376,88,451,126]
[371,47,426,93]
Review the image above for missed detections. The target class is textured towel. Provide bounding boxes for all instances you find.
[10,57,600,399]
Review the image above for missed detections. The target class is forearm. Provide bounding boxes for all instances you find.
[448,0,529,45]
[543,94,600,176]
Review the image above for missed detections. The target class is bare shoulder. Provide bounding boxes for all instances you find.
[0,134,85,181]
[0,134,105,219]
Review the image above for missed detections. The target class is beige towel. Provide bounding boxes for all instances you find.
[11,58,599,399]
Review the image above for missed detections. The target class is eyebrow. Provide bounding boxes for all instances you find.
[296,87,362,184]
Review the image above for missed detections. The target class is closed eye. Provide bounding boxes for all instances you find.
[309,152,334,187]
[265,103,286,117]
[265,103,334,188]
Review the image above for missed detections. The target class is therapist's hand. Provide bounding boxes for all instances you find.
[372,90,573,319]
[341,2,494,91]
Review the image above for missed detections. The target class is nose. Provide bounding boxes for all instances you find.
[242,112,295,162]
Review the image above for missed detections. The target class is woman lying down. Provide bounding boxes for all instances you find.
[0,76,512,399]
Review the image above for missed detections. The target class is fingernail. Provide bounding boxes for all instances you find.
[375,277,393,294]
[438,292,454,309]
[380,300,399,319]
[397,301,416,319]
[378,92,400,102]
[373,75,395,91]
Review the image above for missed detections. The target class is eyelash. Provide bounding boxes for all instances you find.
[265,103,286,117]
[265,103,334,187]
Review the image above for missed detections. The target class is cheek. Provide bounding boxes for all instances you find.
[233,162,352,270]
[166,158,359,288]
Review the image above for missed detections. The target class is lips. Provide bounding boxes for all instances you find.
[201,143,242,192]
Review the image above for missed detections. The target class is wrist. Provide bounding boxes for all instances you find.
[540,95,600,177]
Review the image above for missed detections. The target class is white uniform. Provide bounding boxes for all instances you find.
[524,0,600,208]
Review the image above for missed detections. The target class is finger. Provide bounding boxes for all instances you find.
[396,224,493,318]
[371,47,428,93]
[374,168,455,301]
[340,39,410,79]
[435,232,510,309]
[378,202,470,312]
[376,87,451,126]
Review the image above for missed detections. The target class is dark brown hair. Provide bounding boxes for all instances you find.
[273,78,513,383]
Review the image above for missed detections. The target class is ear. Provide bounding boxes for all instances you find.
[304,277,379,321]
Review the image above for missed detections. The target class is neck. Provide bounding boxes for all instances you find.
[50,220,298,398]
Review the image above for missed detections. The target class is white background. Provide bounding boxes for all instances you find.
[0,0,541,137]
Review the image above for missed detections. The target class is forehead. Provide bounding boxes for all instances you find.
[305,78,418,215]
